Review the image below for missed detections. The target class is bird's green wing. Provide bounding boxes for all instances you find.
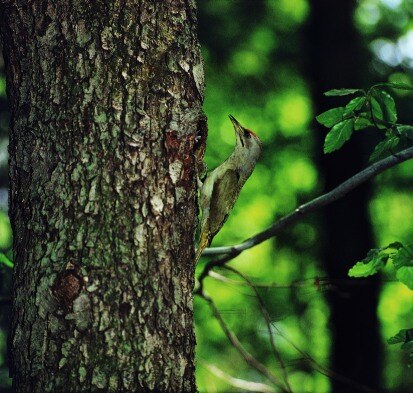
[209,169,240,238]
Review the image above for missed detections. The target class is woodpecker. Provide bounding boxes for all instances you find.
[195,115,262,263]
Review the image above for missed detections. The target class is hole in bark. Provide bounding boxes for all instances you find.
[52,269,83,309]
[119,302,132,320]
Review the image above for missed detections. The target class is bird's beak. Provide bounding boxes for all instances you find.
[229,114,244,136]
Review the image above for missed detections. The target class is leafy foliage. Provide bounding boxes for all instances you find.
[315,107,345,128]
[348,240,413,366]
[316,83,413,158]
[392,244,413,290]
[348,242,413,290]
[344,96,366,115]
[323,119,354,153]
[324,81,413,372]
[0,252,13,268]
[388,329,413,366]
[397,125,413,140]
[348,242,403,278]
[324,88,363,96]
[369,134,399,162]
[348,251,388,277]
[370,90,397,128]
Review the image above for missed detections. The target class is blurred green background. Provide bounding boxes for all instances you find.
[1,0,413,392]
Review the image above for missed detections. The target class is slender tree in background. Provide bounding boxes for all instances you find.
[306,0,382,390]
[0,1,204,391]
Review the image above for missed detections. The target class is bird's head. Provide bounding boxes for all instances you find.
[229,115,262,157]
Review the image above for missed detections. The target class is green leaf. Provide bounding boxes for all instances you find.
[397,125,413,140]
[369,136,400,162]
[347,243,402,278]
[370,90,397,127]
[393,244,413,289]
[316,107,345,127]
[377,82,413,91]
[348,254,389,277]
[0,252,13,268]
[344,97,366,115]
[370,98,387,129]
[323,118,354,153]
[348,260,385,277]
[324,88,362,96]
[402,341,413,355]
[354,117,373,131]
[396,267,413,290]
[349,242,413,290]
[388,329,413,365]
[386,242,404,250]
[392,244,413,269]
[388,329,413,345]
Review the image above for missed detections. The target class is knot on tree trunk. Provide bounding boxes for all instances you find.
[52,268,83,309]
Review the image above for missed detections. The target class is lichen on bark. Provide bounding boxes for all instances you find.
[1,0,205,391]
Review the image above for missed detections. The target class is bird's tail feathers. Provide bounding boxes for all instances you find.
[195,230,210,264]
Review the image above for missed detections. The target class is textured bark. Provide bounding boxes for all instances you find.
[1,0,204,391]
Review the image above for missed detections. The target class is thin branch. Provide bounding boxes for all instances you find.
[222,265,293,393]
[209,271,330,290]
[194,147,411,393]
[202,146,413,257]
[198,291,290,392]
[200,362,276,393]
[195,146,413,294]
[195,251,241,295]
[198,268,377,392]
[208,271,397,290]
[219,267,376,393]
[269,323,376,393]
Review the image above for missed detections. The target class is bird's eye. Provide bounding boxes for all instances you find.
[244,131,251,138]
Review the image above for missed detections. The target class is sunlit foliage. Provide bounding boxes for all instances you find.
[194,0,413,391]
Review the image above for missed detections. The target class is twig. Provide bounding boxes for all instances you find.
[208,272,397,289]
[196,146,413,294]
[219,267,376,393]
[194,147,412,393]
[195,250,241,295]
[222,265,293,393]
[208,271,329,290]
[269,322,376,393]
[198,291,290,392]
[202,146,413,257]
[200,361,276,393]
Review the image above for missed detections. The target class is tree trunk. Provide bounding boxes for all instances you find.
[1,0,205,391]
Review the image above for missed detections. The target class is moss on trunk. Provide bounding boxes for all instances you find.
[1,0,204,391]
